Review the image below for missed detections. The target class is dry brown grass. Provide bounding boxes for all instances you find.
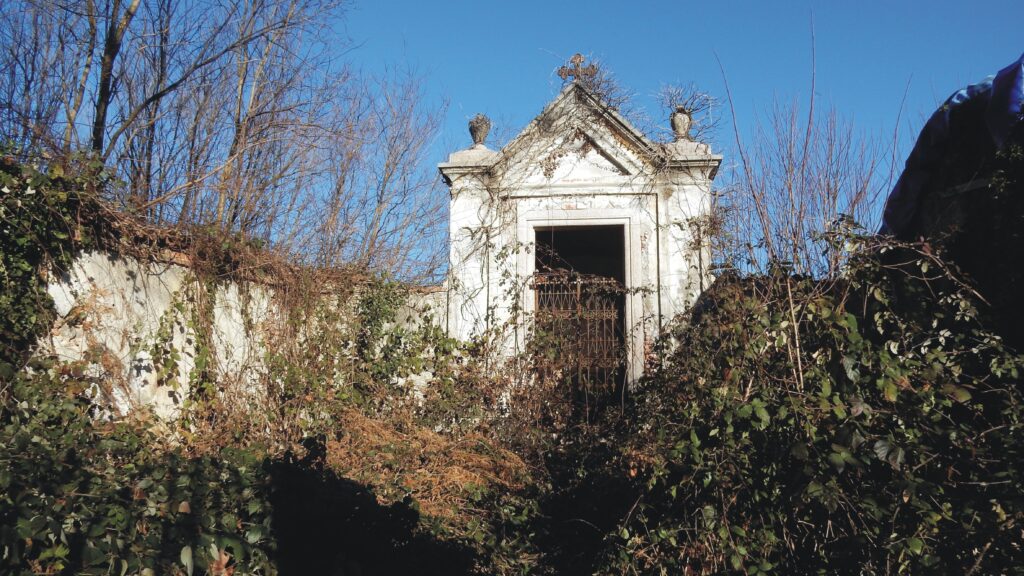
[326,409,528,520]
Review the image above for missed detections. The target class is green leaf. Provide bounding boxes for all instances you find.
[907,537,924,555]
[805,481,824,497]
[952,386,972,403]
[849,397,869,417]
[82,544,106,566]
[882,380,898,402]
[842,356,859,382]
[828,452,846,472]
[887,447,905,470]
[221,512,238,529]
[754,404,770,426]
[17,514,47,538]
[39,543,69,561]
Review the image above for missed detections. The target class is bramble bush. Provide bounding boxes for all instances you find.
[596,232,1024,574]
[0,357,275,575]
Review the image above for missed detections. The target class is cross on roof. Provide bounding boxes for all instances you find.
[557,53,598,83]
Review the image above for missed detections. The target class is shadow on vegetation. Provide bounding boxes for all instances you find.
[269,437,478,576]
[530,432,639,576]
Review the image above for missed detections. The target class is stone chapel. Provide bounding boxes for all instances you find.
[438,63,721,387]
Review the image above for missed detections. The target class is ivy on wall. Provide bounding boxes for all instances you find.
[0,157,277,574]
[0,156,539,574]
[0,156,94,370]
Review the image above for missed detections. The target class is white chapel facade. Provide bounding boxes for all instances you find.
[438,67,721,383]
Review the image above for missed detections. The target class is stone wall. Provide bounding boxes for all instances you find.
[42,251,277,419]
[40,250,444,421]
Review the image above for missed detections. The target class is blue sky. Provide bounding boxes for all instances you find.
[343,0,1022,181]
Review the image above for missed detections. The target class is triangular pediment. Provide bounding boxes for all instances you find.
[490,83,661,189]
[542,132,629,181]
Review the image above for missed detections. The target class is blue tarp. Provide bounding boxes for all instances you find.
[881,53,1024,237]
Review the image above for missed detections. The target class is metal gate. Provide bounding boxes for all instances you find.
[532,271,626,406]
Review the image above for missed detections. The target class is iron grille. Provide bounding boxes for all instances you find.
[532,271,626,401]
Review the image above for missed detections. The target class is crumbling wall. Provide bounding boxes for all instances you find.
[42,251,278,420]
[40,249,448,421]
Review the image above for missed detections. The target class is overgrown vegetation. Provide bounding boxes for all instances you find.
[3,52,1023,574]
[601,235,1024,574]
[0,156,92,369]
[1,360,275,575]
[0,159,540,574]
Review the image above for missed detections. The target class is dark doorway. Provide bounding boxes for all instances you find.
[533,225,627,419]
[534,225,625,283]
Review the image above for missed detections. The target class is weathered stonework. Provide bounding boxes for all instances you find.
[43,251,276,419]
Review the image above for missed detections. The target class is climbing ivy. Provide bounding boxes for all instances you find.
[0,155,539,574]
[0,156,97,370]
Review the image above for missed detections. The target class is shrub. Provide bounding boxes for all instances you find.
[0,357,275,575]
[599,235,1024,574]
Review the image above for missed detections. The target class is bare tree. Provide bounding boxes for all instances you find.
[90,0,140,154]
[0,1,92,152]
[718,67,893,277]
[0,0,448,280]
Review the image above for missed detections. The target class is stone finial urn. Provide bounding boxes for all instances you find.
[671,107,692,141]
[469,114,491,147]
